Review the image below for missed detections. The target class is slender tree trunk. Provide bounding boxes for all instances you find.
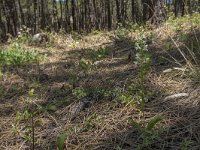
[33,0,37,33]
[65,0,71,32]
[92,0,98,30]
[142,0,148,22]
[59,0,63,29]
[4,0,18,36]
[106,0,112,29]
[0,1,6,41]
[52,0,59,31]
[17,0,25,26]
[174,0,184,17]
[71,0,77,31]
[131,0,135,22]
[116,0,121,24]
[40,0,46,29]
[149,0,166,27]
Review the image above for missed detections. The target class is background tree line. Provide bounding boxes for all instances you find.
[0,0,199,41]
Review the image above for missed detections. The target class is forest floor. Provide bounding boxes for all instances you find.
[1,14,200,150]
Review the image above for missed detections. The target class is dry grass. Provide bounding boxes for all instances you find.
[0,16,200,150]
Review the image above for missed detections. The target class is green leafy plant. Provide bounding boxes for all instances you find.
[68,73,79,88]
[180,138,192,150]
[129,116,163,150]
[45,98,71,112]
[134,34,152,114]
[90,47,112,61]
[72,87,87,99]
[79,47,111,73]
[113,34,152,110]
[12,88,37,149]
[79,58,96,72]
[15,33,31,44]
[56,128,74,150]
[0,43,42,67]
[114,80,156,110]
[145,116,163,131]
[56,133,68,150]
[114,26,130,39]
[82,113,100,132]
[118,93,136,107]
[15,110,32,122]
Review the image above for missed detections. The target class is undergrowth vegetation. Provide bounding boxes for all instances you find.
[0,43,43,67]
[1,14,200,150]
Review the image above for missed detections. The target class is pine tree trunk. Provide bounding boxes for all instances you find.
[150,0,166,27]
[106,0,112,29]
[17,0,25,26]
[71,0,77,31]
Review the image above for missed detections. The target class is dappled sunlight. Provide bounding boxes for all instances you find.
[1,12,200,150]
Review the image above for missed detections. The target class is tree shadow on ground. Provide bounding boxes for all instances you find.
[1,28,200,149]
[150,27,200,72]
[94,92,200,150]
[89,28,200,149]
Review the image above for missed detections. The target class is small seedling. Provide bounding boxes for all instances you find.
[12,89,37,149]
[134,33,152,114]
[72,87,87,99]
[180,138,192,150]
[79,58,96,73]
[129,116,163,149]
[56,133,68,150]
